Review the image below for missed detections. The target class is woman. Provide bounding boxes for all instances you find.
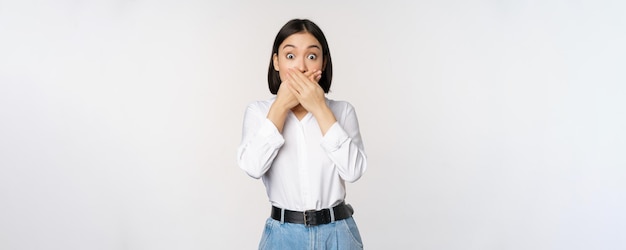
[237,18,367,250]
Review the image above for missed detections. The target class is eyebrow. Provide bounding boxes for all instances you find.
[282,44,321,50]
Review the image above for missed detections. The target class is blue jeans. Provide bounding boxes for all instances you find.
[259,216,364,250]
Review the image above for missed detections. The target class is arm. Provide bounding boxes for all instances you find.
[239,70,317,178]
[285,70,367,181]
[320,103,367,182]
[267,80,299,133]
[236,103,285,179]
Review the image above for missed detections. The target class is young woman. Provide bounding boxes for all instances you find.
[237,19,367,250]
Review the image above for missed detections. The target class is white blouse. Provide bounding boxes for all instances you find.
[237,97,367,211]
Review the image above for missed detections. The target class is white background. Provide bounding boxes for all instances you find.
[1,0,625,249]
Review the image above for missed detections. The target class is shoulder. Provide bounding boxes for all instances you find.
[327,98,356,112]
[245,97,276,114]
[326,98,357,119]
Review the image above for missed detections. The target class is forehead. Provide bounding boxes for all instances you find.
[279,32,322,49]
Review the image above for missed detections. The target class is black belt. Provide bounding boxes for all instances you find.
[271,202,354,226]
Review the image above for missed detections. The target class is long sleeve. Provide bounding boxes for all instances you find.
[237,102,285,179]
[320,103,367,183]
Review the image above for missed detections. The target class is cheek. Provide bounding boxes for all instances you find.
[306,61,323,72]
[276,61,288,81]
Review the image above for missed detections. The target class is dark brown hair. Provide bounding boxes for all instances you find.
[267,19,333,94]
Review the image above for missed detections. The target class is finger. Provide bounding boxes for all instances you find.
[289,68,313,88]
[310,70,322,82]
[304,69,316,78]
[304,69,322,84]
[288,68,307,91]
[285,81,301,96]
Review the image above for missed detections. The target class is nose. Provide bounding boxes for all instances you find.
[295,57,307,73]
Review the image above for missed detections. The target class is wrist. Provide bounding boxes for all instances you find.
[272,98,292,113]
[267,101,290,133]
[310,102,331,117]
[311,105,337,136]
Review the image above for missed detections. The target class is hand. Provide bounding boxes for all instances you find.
[286,68,336,135]
[275,79,299,111]
[285,68,325,114]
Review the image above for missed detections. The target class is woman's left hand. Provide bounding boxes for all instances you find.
[286,68,326,114]
[286,68,337,135]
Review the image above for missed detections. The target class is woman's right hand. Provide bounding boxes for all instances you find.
[275,80,299,111]
[267,82,298,133]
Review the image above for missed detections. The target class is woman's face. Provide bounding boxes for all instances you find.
[273,32,324,82]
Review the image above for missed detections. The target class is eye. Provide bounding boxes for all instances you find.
[307,54,317,60]
[286,53,295,59]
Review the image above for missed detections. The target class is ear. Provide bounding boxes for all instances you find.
[322,57,327,71]
[273,53,279,71]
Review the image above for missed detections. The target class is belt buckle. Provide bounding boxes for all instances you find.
[303,210,315,226]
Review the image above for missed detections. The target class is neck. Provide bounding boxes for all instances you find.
[291,104,306,113]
